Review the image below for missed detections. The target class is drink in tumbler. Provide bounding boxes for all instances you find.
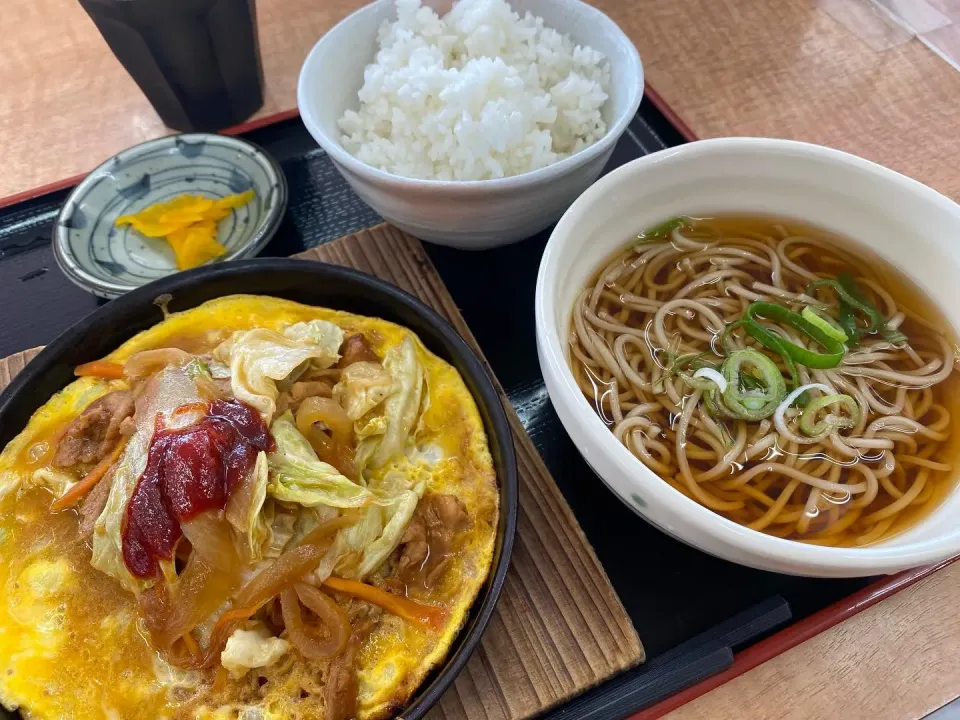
[79,0,265,132]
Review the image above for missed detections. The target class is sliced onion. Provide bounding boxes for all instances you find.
[180,511,241,572]
[799,394,859,437]
[224,459,262,560]
[192,516,354,667]
[296,397,352,441]
[150,516,354,669]
[296,583,349,652]
[296,396,357,477]
[124,348,195,378]
[232,517,352,610]
[280,584,349,660]
[139,554,241,660]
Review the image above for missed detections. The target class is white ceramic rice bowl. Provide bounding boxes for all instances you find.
[297,0,643,249]
[536,137,960,577]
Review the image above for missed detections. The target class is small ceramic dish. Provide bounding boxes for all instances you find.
[52,133,288,298]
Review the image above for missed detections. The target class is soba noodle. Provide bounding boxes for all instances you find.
[569,215,960,546]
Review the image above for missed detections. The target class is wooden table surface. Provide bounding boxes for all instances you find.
[4,0,960,718]
[662,561,960,720]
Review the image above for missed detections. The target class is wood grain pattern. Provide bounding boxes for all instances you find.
[297,226,644,719]
[591,0,960,201]
[0,0,370,201]
[5,0,960,205]
[0,227,643,719]
[0,349,41,391]
[662,560,960,720]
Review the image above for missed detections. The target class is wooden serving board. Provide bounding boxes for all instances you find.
[0,225,644,720]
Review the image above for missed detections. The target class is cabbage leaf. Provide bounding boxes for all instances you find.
[333,361,395,420]
[225,451,270,561]
[356,337,425,472]
[266,413,375,509]
[352,487,421,579]
[283,320,344,356]
[215,320,344,423]
[310,504,384,583]
[309,472,425,583]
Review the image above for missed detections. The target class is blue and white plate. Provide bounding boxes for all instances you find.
[53,133,288,298]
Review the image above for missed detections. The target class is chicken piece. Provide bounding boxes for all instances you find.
[396,494,470,590]
[336,334,379,368]
[53,391,135,468]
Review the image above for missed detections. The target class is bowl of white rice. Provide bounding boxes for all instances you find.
[297,0,643,249]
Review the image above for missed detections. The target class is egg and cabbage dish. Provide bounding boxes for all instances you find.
[0,295,499,720]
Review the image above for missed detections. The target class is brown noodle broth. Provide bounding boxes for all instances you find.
[568,214,960,547]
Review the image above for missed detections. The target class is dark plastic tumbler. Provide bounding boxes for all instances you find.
[78,0,265,132]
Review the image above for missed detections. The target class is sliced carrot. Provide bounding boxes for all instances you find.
[74,360,125,379]
[210,605,259,639]
[171,402,208,418]
[323,576,448,630]
[50,440,126,511]
[201,604,261,667]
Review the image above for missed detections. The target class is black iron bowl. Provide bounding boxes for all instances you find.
[0,258,518,720]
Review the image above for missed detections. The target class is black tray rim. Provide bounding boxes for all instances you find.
[0,257,519,720]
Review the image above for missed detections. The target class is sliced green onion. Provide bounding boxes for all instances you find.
[799,393,860,438]
[721,318,800,388]
[641,216,690,239]
[680,373,718,392]
[773,383,830,440]
[801,306,848,342]
[716,421,735,449]
[807,275,878,324]
[837,301,860,346]
[837,273,881,323]
[658,352,715,393]
[807,273,907,347]
[719,349,786,420]
[738,372,766,393]
[881,323,908,346]
[743,302,847,370]
[671,352,712,371]
[185,357,212,379]
[702,387,729,420]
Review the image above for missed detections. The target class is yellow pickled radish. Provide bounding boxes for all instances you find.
[114,190,255,270]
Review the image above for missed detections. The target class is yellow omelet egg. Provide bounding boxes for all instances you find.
[0,296,499,720]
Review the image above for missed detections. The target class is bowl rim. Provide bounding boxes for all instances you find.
[296,0,644,191]
[535,136,960,574]
[51,132,289,298]
[0,258,517,717]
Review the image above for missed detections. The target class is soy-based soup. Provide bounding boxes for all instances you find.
[569,215,960,547]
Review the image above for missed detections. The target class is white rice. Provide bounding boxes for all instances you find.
[338,0,610,181]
